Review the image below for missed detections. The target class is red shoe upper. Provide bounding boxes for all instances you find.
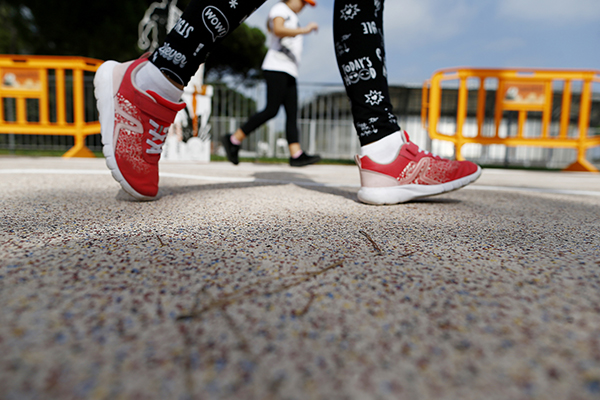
[358,133,479,186]
[113,58,185,197]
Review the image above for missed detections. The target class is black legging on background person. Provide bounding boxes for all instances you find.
[240,70,300,144]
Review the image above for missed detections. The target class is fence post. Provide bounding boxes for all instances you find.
[309,119,316,155]
[63,67,94,158]
[564,78,598,172]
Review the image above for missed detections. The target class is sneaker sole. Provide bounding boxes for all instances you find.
[290,156,321,167]
[94,61,155,201]
[357,166,482,205]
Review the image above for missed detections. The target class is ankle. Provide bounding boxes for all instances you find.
[291,150,303,159]
[230,135,242,146]
[360,130,405,164]
[135,62,183,102]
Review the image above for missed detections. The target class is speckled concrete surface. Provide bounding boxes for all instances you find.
[1,157,599,400]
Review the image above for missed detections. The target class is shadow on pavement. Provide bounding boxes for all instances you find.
[152,170,466,205]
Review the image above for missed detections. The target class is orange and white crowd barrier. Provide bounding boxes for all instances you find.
[0,55,103,157]
[422,68,600,172]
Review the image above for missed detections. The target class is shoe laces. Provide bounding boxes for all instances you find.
[413,142,442,160]
[146,119,169,154]
[403,132,441,159]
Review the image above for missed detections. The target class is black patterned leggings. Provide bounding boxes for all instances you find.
[151,0,400,146]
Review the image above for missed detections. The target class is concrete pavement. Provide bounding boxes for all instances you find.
[1,156,599,400]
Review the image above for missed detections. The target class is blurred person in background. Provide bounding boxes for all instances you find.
[221,0,321,167]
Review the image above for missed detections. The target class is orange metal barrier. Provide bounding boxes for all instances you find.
[0,55,103,157]
[422,67,600,172]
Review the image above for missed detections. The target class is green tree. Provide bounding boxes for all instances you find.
[0,0,266,84]
[2,0,148,61]
[205,23,267,84]
[0,3,37,54]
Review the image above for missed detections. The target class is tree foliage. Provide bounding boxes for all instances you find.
[0,3,37,54]
[0,0,266,84]
[205,23,267,84]
[1,0,148,61]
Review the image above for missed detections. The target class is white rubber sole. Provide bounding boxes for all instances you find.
[93,61,155,201]
[357,166,482,205]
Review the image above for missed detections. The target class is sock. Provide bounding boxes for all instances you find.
[291,150,303,159]
[230,135,241,146]
[135,62,183,103]
[360,130,406,164]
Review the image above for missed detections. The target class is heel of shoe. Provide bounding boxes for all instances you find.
[94,61,125,192]
[94,61,118,156]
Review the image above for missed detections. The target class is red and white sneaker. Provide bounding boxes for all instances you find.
[355,132,481,205]
[93,56,185,200]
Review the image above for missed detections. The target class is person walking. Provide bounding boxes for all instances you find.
[221,0,321,167]
[94,0,480,203]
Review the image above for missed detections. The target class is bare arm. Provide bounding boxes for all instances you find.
[272,16,318,38]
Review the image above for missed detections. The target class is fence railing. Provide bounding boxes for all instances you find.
[1,58,599,170]
[207,83,363,160]
[422,67,600,172]
[0,55,103,157]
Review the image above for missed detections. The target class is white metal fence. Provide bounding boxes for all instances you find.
[208,82,600,169]
[1,77,599,169]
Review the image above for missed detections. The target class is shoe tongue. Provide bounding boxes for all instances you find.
[133,90,184,127]
[402,130,410,143]
[133,90,184,165]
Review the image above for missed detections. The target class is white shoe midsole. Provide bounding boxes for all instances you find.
[94,61,117,159]
[358,166,482,205]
